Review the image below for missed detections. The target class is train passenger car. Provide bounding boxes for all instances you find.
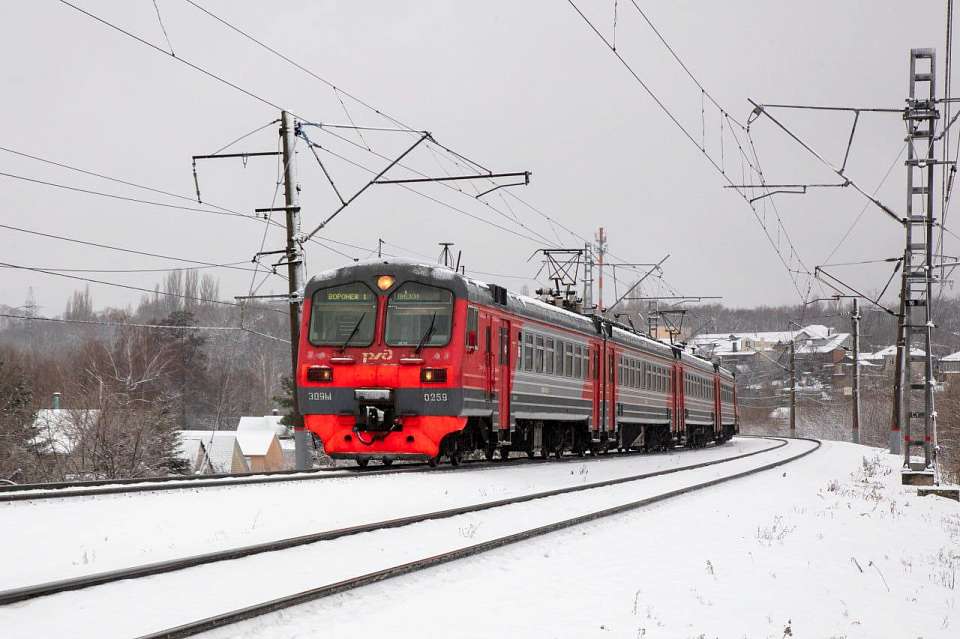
[296,259,738,466]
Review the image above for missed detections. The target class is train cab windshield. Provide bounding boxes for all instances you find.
[385,282,453,348]
[309,283,377,347]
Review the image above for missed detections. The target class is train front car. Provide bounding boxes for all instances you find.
[297,260,467,466]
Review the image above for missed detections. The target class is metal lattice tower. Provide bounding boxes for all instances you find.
[896,49,939,480]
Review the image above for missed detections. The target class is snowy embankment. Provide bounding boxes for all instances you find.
[0,437,772,590]
[1,437,806,639]
[205,441,959,639]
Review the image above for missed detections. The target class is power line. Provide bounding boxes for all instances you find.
[308,125,558,248]
[58,0,293,116]
[0,312,288,343]
[0,261,286,313]
[0,169,257,220]
[625,0,747,130]
[303,140,551,245]
[566,0,812,302]
[181,0,416,132]
[180,0,591,252]
[0,261,251,274]
[0,144,247,217]
[822,142,907,265]
[210,119,280,156]
[0,221,284,278]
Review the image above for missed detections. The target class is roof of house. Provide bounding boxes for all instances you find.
[173,437,210,472]
[237,415,288,437]
[869,345,926,358]
[236,430,277,457]
[796,332,850,354]
[30,409,100,455]
[179,430,248,474]
[691,324,846,355]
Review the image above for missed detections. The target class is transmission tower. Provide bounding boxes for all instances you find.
[897,49,940,485]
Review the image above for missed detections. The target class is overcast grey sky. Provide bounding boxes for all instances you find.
[0,1,953,314]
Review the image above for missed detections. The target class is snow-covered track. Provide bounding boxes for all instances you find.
[130,437,818,639]
[0,465,406,502]
[0,438,786,606]
[2,439,821,639]
[0,439,737,503]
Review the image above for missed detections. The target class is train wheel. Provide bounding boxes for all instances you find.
[381,459,393,467]
[500,447,511,461]
[450,447,463,467]
[484,445,496,461]
[356,458,369,468]
[428,455,440,467]
[554,446,563,459]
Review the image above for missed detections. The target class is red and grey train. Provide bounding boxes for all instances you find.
[296,259,738,466]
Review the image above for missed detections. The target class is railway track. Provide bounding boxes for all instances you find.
[1,437,818,639]
[0,437,784,605]
[0,437,737,503]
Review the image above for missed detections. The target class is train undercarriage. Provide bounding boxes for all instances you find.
[351,417,738,468]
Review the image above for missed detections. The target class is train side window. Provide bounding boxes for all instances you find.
[534,335,545,373]
[484,325,492,354]
[564,343,574,377]
[573,345,583,378]
[523,333,534,371]
[545,338,555,375]
[499,327,509,365]
[593,349,599,380]
[466,307,479,351]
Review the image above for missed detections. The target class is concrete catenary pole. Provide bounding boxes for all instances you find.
[280,111,308,470]
[851,298,861,444]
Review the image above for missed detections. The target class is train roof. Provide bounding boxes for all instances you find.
[305,258,733,379]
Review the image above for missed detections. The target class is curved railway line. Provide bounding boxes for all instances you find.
[135,437,819,639]
[1,437,820,639]
[0,438,744,503]
[0,437,785,605]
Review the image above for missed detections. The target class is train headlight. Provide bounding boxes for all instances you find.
[376,275,395,291]
[307,365,333,383]
[421,367,447,383]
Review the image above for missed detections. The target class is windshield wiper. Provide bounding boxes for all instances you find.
[414,312,438,354]
[339,312,367,352]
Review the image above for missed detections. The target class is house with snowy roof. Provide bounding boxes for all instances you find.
[690,324,851,385]
[179,430,249,474]
[173,435,214,474]
[28,393,100,458]
[941,351,960,375]
[236,414,290,471]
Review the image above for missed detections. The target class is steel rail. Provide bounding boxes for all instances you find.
[0,454,572,501]
[0,436,741,502]
[0,438,785,606]
[132,437,819,639]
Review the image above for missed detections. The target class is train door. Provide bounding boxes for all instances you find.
[591,343,601,435]
[484,322,494,400]
[496,319,512,437]
[607,347,617,436]
[673,363,684,439]
[713,375,721,437]
[599,341,609,433]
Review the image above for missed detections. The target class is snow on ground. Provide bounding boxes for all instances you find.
[0,437,773,589]
[1,438,809,638]
[201,441,960,639]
